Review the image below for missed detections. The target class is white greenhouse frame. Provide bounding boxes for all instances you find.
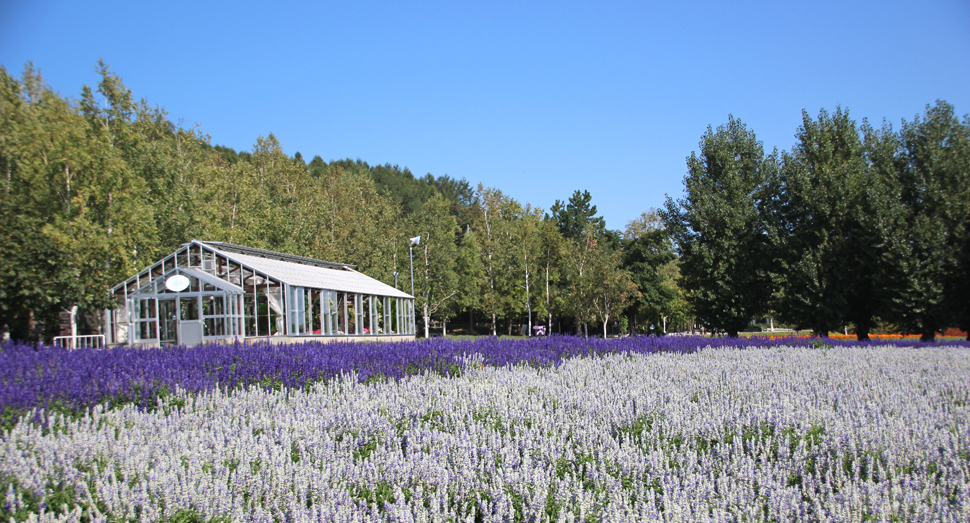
[105,240,415,347]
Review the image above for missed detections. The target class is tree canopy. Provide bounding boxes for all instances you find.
[1,61,966,341]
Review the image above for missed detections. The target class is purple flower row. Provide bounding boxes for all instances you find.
[1,335,964,419]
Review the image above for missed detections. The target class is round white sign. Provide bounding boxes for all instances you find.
[165,274,190,292]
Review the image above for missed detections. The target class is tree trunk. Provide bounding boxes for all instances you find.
[423,300,430,338]
[443,318,447,337]
[921,331,935,342]
[727,329,739,338]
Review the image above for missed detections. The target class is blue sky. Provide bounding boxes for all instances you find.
[3,0,969,231]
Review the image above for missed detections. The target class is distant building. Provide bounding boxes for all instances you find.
[104,240,415,347]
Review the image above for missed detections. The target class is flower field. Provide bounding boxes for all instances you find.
[2,338,970,522]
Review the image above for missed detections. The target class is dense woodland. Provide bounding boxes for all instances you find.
[1,62,967,342]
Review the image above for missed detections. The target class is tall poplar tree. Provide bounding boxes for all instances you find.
[892,101,970,341]
[770,108,899,339]
[662,116,776,337]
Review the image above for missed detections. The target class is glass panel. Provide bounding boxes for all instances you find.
[203,295,225,316]
[298,288,305,334]
[245,294,257,336]
[180,297,199,320]
[325,291,331,334]
[228,261,242,286]
[256,294,271,336]
[356,295,364,335]
[407,300,414,334]
[308,289,320,334]
[137,299,157,320]
[137,321,157,341]
[382,297,389,334]
[204,317,226,337]
[159,299,177,344]
[346,293,356,335]
[286,286,306,335]
[330,292,338,334]
[391,298,398,334]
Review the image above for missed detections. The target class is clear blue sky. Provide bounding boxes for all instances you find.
[3,0,969,231]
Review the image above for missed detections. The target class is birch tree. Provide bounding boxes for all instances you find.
[411,194,459,337]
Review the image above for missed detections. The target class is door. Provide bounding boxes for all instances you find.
[178,296,203,346]
[158,298,178,345]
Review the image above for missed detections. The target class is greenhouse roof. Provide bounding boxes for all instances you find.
[204,242,412,299]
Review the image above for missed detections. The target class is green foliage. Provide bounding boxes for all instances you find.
[890,101,970,340]
[412,194,461,335]
[768,107,905,339]
[549,189,607,242]
[622,227,677,326]
[4,59,965,342]
[0,63,157,340]
[662,116,776,337]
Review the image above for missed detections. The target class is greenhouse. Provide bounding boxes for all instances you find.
[104,240,415,347]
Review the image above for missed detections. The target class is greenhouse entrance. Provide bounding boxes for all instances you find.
[127,266,244,346]
[154,296,203,346]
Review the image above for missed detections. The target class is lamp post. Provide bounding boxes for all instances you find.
[408,236,420,298]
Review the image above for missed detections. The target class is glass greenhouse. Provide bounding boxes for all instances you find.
[104,240,415,347]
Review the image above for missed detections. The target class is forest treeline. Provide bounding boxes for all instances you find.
[663,108,970,341]
[1,62,967,342]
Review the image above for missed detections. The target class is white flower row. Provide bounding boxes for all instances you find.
[2,345,969,522]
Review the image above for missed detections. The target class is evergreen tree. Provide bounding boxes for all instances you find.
[550,190,606,241]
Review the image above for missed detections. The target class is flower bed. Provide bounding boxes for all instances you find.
[3,335,960,423]
[2,345,968,522]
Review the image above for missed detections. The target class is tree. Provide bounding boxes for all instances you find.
[550,190,606,241]
[454,226,484,334]
[624,208,665,239]
[891,101,970,341]
[502,202,544,336]
[0,63,157,340]
[537,217,565,334]
[588,240,640,338]
[622,227,677,333]
[411,194,460,337]
[661,116,776,337]
[560,225,602,336]
[469,185,515,335]
[770,107,900,339]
